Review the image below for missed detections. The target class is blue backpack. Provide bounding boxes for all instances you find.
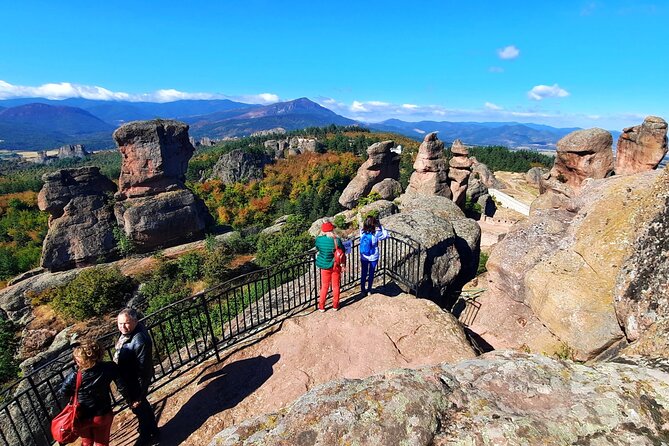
[360,232,374,256]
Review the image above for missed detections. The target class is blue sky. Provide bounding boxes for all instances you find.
[1,0,667,129]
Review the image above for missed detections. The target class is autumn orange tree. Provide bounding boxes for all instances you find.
[193,152,361,229]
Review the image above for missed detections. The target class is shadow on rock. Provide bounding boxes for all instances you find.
[159,354,280,445]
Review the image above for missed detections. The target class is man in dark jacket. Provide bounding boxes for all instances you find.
[115,308,160,446]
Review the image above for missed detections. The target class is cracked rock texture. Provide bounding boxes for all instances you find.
[476,168,667,360]
[154,294,474,445]
[210,351,669,446]
[37,166,118,271]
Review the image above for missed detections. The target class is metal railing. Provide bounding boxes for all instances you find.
[0,232,421,446]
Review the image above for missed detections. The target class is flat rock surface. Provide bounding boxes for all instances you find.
[210,351,669,446]
[112,294,475,445]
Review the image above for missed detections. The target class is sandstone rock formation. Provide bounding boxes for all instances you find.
[339,140,401,209]
[544,128,614,194]
[57,144,87,159]
[113,120,213,252]
[211,352,669,446]
[370,178,402,201]
[38,167,118,271]
[448,139,472,207]
[475,168,667,360]
[114,120,194,199]
[471,159,504,189]
[465,175,496,217]
[526,166,549,186]
[615,116,668,175]
[289,136,319,153]
[406,132,451,198]
[210,149,270,184]
[614,167,669,357]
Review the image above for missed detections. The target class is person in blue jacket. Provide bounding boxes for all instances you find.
[359,215,388,296]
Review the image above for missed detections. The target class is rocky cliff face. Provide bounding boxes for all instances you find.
[338,140,401,209]
[37,166,118,271]
[210,149,271,184]
[615,116,668,175]
[113,120,213,252]
[473,167,668,360]
[614,167,669,357]
[211,351,669,446]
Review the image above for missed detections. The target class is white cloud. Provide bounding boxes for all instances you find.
[0,80,132,101]
[402,103,418,109]
[484,102,503,110]
[498,45,520,60]
[351,101,368,112]
[528,84,570,100]
[0,79,280,104]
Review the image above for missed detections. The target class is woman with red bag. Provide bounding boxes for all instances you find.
[57,339,129,446]
[315,221,345,312]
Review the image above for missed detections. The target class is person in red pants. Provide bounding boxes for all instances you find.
[58,339,129,446]
[315,221,344,311]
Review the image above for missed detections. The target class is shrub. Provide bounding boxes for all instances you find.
[553,341,577,361]
[113,227,135,257]
[255,215,313,267]
[332,214,348,230]
[48,267,135,320]
[0,316,18,386]
[203,246,233,287]
[357,192,382,207]
[477,251,489,276]
[177,252,204,282]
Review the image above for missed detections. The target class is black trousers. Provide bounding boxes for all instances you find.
[132,397,158,437]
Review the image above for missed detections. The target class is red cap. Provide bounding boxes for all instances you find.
[321,221,334,232]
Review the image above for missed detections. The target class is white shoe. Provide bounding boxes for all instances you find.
[319,308,326,313]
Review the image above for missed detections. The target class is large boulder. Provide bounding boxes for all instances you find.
[211,352,669,446]
[406,132,451,198]
[615,116,668,175]
[115,189,213,252]
[395,194,480,289]
[339,140,400,209]
[210,149,271,184]
[381,210,461,296]
[545,128,614,194]
[114,120,194,199]
[370,178,402,201]
[113,120,214,252]
[38,167,118,271]
[478,169,666,360]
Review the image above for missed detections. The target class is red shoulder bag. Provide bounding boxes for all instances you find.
[51,370,82,444]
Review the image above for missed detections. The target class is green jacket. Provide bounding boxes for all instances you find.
[315,235,342,269]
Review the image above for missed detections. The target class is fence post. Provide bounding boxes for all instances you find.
[199,292,220,362]
[312,253,318,309]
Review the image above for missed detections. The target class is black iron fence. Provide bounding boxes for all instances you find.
[0,232,421,446]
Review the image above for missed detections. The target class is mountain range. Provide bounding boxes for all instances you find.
[0,97,620,151]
